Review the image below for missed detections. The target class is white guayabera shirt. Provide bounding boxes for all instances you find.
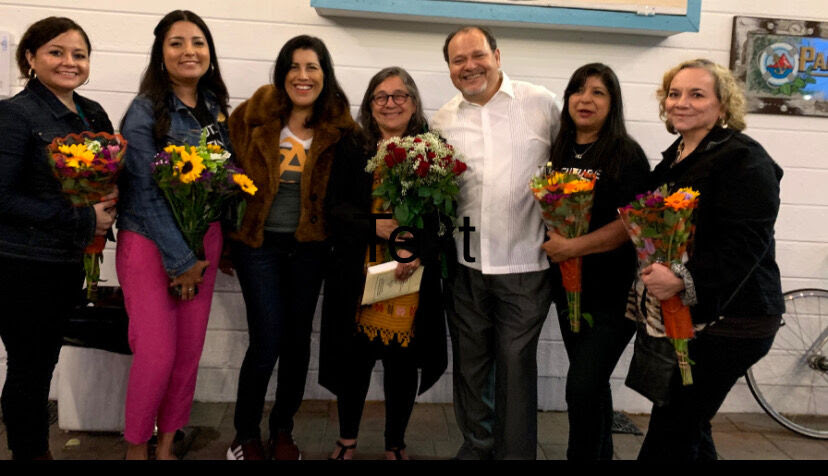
[432,72,561,274]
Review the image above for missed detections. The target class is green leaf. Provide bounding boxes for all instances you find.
[582,312,594,328]
[779,83,792,95]
[395,203,410,225]
[793,77,806,89]
[419,187,432,197]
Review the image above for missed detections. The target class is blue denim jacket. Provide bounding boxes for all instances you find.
[0,79,113,262]
[117,91,231,277]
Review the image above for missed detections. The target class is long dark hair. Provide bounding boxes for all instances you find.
[357,66,428,150]
[550,63,630,180]
[133,10,229,146]
[271,35,349,128]
[17,17,91,80]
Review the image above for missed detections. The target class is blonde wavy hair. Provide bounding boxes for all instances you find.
[657,58,746,133]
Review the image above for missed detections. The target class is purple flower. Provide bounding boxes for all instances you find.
[644,238,655,255]
[644,192,663,207]
[196,171,215,183]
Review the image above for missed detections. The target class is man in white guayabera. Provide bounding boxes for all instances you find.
[431,25,561,460]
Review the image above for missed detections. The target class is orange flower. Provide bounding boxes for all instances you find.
[664,188,700,210]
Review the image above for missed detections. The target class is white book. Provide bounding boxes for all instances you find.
[360,260,424,305]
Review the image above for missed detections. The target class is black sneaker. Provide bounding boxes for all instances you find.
[226,439,265,460]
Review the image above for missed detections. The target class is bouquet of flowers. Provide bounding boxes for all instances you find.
[47,132,127,301]
[365,131,467,275]
[151,129,256,264]
[618,185,700,385]
[530,167,598,333]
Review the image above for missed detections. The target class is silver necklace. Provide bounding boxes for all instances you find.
[573,142,595,160]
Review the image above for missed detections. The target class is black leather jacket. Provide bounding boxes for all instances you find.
[0,79,113,262]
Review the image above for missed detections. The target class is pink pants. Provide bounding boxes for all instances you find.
[116,223,222,444]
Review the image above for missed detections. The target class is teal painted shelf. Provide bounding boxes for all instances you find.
[311,0,701,35]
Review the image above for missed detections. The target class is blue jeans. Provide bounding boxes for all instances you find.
[638,330,776,461]
[231,232,327,441]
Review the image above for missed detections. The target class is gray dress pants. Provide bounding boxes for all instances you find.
[447,264,553,460]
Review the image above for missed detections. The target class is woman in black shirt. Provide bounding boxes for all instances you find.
[541,63,649,460]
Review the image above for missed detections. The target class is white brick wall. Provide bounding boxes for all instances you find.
[0,0,826,414]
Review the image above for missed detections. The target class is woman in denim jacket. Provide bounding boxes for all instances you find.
[0,17,116,460]
[116,10,231,460]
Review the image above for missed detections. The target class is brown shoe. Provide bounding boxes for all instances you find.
[270,432,301,460]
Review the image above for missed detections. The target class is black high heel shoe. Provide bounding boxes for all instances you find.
[329,440,357,460]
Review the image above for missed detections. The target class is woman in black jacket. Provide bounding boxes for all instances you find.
[628,58,784,461]
[320,67,451,460]
[0,17,116,460]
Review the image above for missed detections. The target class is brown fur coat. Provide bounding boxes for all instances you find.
[227,84,358,247]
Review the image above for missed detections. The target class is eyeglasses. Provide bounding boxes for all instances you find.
[372,93,411,106]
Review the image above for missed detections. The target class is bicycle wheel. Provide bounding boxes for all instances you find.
[746,288,828,439]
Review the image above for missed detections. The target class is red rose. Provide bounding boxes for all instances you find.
[452,160,467,175]
[386,142,396,151]
[413,137,422,143]
[384,154,395,168]
[426,150,436,160]
[393,147,407,163]
[416,160,430,177]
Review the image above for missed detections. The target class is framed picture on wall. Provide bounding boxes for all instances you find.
[730,16,828,117]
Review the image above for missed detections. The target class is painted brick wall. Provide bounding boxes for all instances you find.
[0,0,825,414]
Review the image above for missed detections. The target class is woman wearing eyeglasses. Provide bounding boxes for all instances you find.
[320,67,451,460]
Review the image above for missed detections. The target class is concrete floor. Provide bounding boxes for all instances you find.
[1,400,826,460]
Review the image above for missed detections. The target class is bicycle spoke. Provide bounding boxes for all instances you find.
[747,289,828,438]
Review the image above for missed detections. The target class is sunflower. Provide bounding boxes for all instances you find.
[164,144,186,155]
[233,173,258,195]
[174,149,206,183]
[59,143,95,166]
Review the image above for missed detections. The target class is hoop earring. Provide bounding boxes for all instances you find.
[160,62,166,73]
[210,63,215,74]
[719,116,728,128]
[28,68,36,79]
[82,78,90,86]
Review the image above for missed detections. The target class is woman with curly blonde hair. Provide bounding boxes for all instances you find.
[627,58,784,461]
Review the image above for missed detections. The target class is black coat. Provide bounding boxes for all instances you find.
[650,126,785,324]
[319,139,452,396]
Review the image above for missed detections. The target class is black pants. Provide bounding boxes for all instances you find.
[0,256,82,459]
[336,335,418,449]
[230,233,327,441]
[638,330,776,461]
[557,305,635,460]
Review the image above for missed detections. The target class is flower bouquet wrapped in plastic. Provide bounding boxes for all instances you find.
[618,185,700,385]
[151,130,256,293]
[530,167,598,333]
[47,132,127,301]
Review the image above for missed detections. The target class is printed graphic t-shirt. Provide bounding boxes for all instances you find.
[265,126,313,232]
